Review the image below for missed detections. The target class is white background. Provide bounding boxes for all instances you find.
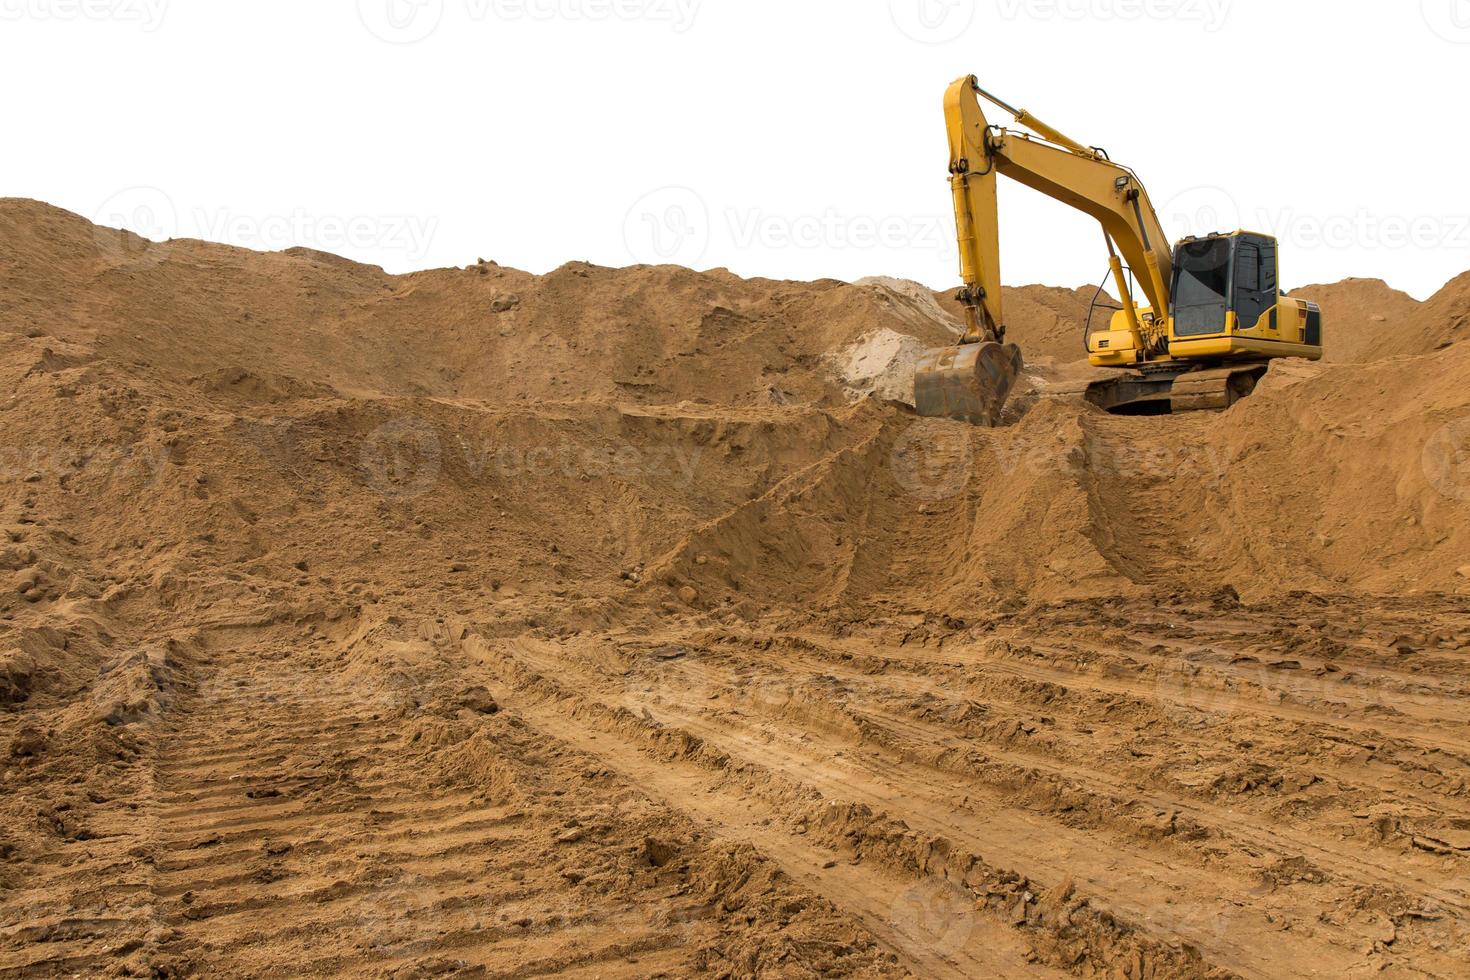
[5,0,1468,298]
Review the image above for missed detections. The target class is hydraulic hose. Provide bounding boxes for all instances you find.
[1084,265,1125,355]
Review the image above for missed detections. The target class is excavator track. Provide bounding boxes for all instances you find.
[1055,362,1268,415]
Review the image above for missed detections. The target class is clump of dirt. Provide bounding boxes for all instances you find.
[824,327,934,404]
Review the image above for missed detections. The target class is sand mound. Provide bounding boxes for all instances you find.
[0,199,961,412]
[648,342,1470,612]
[1402,270,1470,355]
[1291,278,1421,362]
[4,198,1470,978]
[3,196,1466,618]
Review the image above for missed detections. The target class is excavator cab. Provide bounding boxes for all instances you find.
[1160,230,1322,365]
[1084,230,1321,414]
[1170,232,1278,339]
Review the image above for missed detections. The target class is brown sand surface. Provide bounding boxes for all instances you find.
[3,198,1470,978]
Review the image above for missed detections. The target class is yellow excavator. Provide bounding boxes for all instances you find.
[915,76,1324,423]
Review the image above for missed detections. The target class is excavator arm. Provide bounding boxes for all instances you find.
[916,76,1177,425]
[944,75,1174,351]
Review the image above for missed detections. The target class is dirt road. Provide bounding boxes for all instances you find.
[472,590,1470,978]
[7,596,1468,977]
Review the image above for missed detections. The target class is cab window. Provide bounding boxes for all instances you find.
[1172,238,1232,336]
[1260,241,1278,293]
[1233,239,1274,330]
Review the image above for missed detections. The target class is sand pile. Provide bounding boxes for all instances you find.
[4,198,1470,978]
[3,193,1468,685]
[1401,270,1470,355]
[1291,278,1421,362]
[0,200,971,411]
[651,341,1470,613]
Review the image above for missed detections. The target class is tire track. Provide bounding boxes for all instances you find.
[493,627,1470,979]
[3,617,913,978]
[474,647,1067,979]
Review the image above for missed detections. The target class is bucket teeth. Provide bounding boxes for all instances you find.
[914,341,1024,426]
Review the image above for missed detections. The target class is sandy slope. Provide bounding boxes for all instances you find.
[2,198,1470,978]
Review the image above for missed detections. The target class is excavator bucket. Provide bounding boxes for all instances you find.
[914,341,1024,426]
